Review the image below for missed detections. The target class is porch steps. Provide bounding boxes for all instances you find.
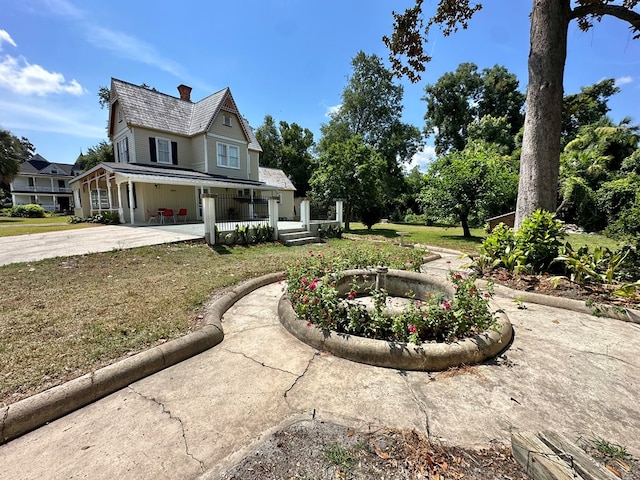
[278,228,321,246]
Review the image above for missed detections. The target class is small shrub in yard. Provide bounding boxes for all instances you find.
[10,204,45,218]
[474,210,564,275]
[286,245,496,344]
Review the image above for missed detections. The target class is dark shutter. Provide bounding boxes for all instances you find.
[171,141,178,165]
[126,183,138,209]
[149,137,157,162]
[124,137,129,163]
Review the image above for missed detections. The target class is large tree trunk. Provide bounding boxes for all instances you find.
[515,0,571,229]
[460,213,471,238]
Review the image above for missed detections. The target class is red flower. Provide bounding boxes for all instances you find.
[308,282,317,291]
[302,296,310,304]
[442,301,451,310]
[347,290,356,300]
[408,324,418,334]
[301,277,308,285]
[454,273,462,279]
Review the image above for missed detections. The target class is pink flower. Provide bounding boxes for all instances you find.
[454,273,462,279]
[483,292,490,298]
[442,301,451,311]
[301,277,308,285]
[307,282,317,291]
[347,290,356,300]
[302,296,310,304]
[314,298,320,304]
[408,324,418,334]
[307,321,313,327]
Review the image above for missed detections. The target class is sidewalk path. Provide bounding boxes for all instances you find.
[1,253,639,479]
[0,224,204,266]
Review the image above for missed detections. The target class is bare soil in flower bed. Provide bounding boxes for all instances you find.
[221,419,640,479]
[486,268,640,310]
[221,419,529,480]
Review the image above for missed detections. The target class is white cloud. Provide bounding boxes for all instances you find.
[0,99,105,138]
[41,0,84,19]
[87,26,187,78]
[407,145,436,173]
[0,55,84,96]
[615,76,633,87]
[0,30,17,50]
[325,104,342,118]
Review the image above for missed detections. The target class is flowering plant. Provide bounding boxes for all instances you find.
[286,245,496,344]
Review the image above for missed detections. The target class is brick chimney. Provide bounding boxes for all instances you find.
[177,84,192,102]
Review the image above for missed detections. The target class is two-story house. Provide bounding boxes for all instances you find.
[10,154,76,212]
[70,78,295,225]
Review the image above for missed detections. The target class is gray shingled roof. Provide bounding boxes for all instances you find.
[111,79,262,151]
[258,167,296,191]
[19,154,74,176]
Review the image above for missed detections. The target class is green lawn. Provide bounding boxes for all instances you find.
[347,222,622,253]
[0,215,101,237]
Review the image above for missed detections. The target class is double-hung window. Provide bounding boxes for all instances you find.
[157,138,171,164]
[116,137,129,163]
[217,143,239,169]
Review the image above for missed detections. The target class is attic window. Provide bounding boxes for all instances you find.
[222,115,232,127]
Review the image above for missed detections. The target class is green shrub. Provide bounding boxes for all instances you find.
[516,209,565,271]
[474,210,564,274]
[403,213,427,225]
[10,204,46,218]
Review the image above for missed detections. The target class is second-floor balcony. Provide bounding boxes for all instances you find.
[11,186,73,194]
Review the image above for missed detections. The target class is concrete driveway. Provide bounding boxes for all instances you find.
[0,223,205,266]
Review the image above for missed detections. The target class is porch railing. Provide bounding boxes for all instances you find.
[211,193,270,232]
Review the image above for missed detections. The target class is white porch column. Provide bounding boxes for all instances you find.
[248,188,255,219]
[107,181,113,209]
[268,197,279,240]
[94,176,101,213]
[127,179,135,225]
[202,193,217,245]
[335,199,344,228]
[300,198,310,229]
[116,182,125,223]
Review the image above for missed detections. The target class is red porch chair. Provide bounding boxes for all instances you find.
[146,209,159,223]
[176,208,187,223]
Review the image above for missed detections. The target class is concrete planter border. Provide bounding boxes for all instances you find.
[278,269,513,371]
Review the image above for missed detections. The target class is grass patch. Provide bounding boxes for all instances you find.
[0,223,101,237]
[346,222,486,253]
[0,215,101,237]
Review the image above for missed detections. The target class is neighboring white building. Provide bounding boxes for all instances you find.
[10,154,76,212]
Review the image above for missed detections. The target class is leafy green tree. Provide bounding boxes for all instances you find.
[310,136,385,230]
[422,63,524,154]
[418,141,518,237]
[319,51,422,219]
[562,79,620,144]
[0,129,24,184]
[254,115,283,168]
[383,0,640,228]
[279,121,315,196]
[254,116,315,196]
[76,141,114,171]
[467,115,516,153]
[558,117,640,231]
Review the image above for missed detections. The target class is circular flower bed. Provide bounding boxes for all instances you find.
[280,248,512,370]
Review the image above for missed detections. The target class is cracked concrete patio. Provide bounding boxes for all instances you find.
[1,253,639,479]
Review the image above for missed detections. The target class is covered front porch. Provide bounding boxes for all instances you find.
[70,163,285,226]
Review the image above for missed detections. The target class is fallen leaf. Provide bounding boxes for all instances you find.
[372,440,390,459]
[615,459,631,472]
[347,428,355,437]
[552,319,559,324]
[606,464,622,478]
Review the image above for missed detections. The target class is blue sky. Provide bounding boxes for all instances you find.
[1,0,639,172]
